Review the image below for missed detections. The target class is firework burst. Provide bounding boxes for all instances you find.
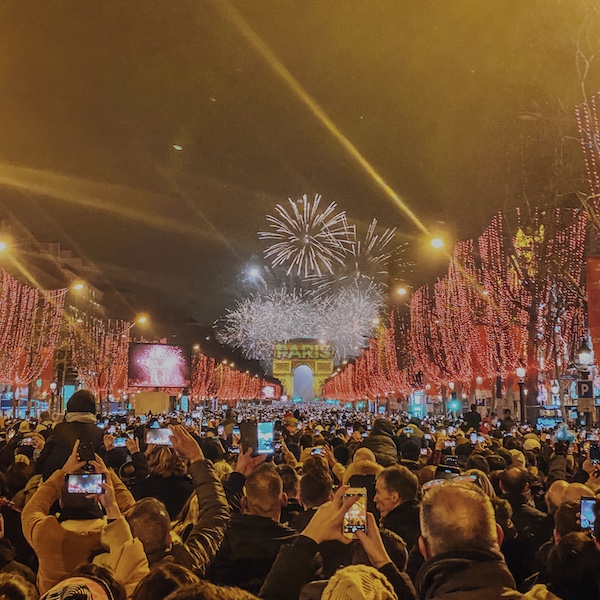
[216,283,384,366]
[259,194,354,278]
[307,219,411,296]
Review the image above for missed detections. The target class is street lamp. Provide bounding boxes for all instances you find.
[578,342,592,371]
[516,367,526,423]
[430,237,444,249]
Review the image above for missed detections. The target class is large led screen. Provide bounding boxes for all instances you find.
[128,343,191,388]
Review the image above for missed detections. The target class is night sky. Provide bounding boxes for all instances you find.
[0,1,599,325]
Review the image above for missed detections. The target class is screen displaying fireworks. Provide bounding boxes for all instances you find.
[128,343,191,388]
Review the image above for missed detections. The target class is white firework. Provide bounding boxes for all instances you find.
[306,219,402,296]
[316,282,385,358]
[259,194,354,278]
[216,283,384,366]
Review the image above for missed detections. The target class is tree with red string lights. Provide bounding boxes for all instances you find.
[0,268,67,416]
[69,316,131,411]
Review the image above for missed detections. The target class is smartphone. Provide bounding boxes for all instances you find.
[145,428,173,446]
[580,496,597,529]
[228,446,241,454]
[140,415,147,424]
[107,425,116,435]
[257,422,274,455]
[403,427,413,436]
[444,456,459,467]
[113,437,128,448]
[343,487,367,539]
[588,442,600,464]
[185,418,192,427]
[444,440,456,448]
[435,465,460,480]
[19,437,35,446]
[361,432,368,438]
[78,442,96,462]
[477,435,486,443]
[440,429,447,436]
[233,426,240,437]
[469,433,477,444]
[420,448,428,456]
[217,425,224,436]
[66,473,106,495]
[448,426,455,435]
[310,446,326,456]
[297,422,303,430]
[274,441,282,451]
[424,434,432,440]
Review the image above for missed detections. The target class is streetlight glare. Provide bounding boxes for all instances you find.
[396,286,408,296]
[136,314,148,325]
[72,282,85,291]
[0,242,7,252]
[430,237,444,249]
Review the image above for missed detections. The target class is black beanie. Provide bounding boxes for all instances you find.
[66,390,96,414]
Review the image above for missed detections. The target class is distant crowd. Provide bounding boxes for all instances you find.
[0,391,597,599]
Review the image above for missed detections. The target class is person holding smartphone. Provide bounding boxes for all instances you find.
[21,440,147,596]
[35,390,105,482]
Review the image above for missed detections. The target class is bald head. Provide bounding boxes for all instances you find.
[561,483,595,505]
[353,448,376,464]
[420,483,500,558]
[546,480,569,514]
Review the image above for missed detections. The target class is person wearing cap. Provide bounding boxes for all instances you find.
[36,390,104,481]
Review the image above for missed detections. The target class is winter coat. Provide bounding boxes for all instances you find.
[130,473,194,520]
[416,548,522,599]
[147,459,230,576]
[36,420,104,481]
[260,535,418,600]
[381,499,421,551]
[208,513,298,594]
[362,433,398,466]
[21,467,142,595]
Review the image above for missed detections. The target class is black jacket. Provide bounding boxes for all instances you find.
[148,460,230,576]
[37,421,104,481]
[209,513,298,595]
[381,499,421,551]
[416,548,522,599]
[260,535,418,600]
[361,433,398,467]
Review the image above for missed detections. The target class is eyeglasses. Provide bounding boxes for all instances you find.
[422,474,478,493]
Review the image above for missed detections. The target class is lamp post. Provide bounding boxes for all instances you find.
[49,381,57,414]
[516,367,526,423]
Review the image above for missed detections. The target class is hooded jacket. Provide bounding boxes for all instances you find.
[415,548,522,599]
[21,467,143,595]
[361,422,398,467]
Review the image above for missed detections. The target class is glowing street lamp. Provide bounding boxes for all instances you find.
[72,281,85,292]
[0,242,7,252]
[430,237,444,249]
[395,286,408,297]
[578,342,592,367]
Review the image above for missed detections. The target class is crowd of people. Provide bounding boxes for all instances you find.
[0,390,598,599]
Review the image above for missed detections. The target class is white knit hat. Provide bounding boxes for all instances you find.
[321,565,398,600]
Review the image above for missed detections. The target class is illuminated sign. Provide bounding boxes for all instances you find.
[274,342,333,361]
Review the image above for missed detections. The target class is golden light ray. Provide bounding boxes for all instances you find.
[217,1,430,236]
[0,162,219,241]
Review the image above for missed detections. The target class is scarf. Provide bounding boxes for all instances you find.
[65,412,97,424]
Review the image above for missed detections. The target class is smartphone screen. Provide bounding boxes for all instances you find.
[590,442,600,464]
[257,422,274,455]
[470,433,477,444]
[580,497,597,529]
[217,425,224,436]
[66,473,105,495]
[145,428,173,446]
[343,487,367,538]
[420,448,428,456]
[19,437,35,446]
[113,437,128,448]
[310,446,325,456]
[233,426,240,437]
[444,456,459,467]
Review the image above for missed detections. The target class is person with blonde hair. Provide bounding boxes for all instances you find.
[130,444,194,519]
